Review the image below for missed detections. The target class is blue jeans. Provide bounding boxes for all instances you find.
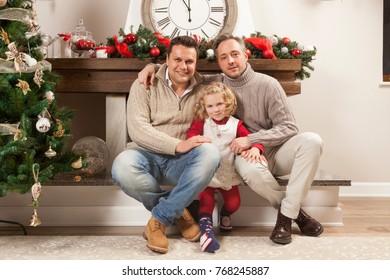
[111,143,221,226]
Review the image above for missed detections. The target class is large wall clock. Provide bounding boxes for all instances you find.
[141,0,237,40]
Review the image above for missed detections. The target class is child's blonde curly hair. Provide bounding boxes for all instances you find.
[194,82,237,121]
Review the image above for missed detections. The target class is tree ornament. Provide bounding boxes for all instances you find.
[30,209,41,227]
[16,79,31,95]
[303,45,315,52]
[152,32,163,39]
[291,48,302,56]
[0,0,7,8]
[33,69,44,88]
[125,33,137,44]
[281,47,289,54]
[206,49,214,59]
[149,46,160,58]
[30,164,42,227]
[44,91,55,102]
[71,157,83,169]
[268,36,278,45]
[45,146,57,158]
[282,37,291,45]
[36,116,51,133]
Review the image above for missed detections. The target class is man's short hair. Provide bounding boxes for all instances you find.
[212,34,246,59]
[167,36,199,58]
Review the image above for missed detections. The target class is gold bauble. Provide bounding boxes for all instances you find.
[71,157,83,169]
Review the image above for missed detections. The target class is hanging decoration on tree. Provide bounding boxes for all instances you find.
[30,164,42,227]
[0,0,7,8]
[45,145,57,159]
[16,79,31,95]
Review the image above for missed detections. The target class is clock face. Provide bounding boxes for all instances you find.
[144,0,235,40]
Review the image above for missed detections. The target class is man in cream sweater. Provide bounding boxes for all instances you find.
[111,36,220,254]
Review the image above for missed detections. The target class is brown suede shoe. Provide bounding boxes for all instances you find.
[294,208,324,236]
[176,208,201,242]
[270,207,292,245]
[143,216,169,254]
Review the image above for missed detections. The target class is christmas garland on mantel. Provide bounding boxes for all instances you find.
[105,25,317,80]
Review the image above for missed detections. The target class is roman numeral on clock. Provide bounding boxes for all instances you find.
[154,7,168,13]
[170,27,180,39]
[211,7,224,13]
[209,18,221,27]
[157,17,171,29]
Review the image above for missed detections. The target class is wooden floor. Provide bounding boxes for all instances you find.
[1,197,390,237]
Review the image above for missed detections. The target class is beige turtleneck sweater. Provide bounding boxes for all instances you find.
[207,63,299,148]
[127,64,205,155]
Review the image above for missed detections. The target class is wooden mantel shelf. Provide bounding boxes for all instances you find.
[47,58,302,96]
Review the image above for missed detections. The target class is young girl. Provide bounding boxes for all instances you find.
[187,82,267,253]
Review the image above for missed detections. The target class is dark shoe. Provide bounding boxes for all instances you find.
[294,208,324,236]
[270,207,292,244]
[219,215,233,232]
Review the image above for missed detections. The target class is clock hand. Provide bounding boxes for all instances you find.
[181,0,190,10]
[187,0,192,22]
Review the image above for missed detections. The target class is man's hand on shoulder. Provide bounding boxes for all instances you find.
[176,135,212,154]
[138,64,157,89]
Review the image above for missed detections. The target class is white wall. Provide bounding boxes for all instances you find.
[35,0,389,183]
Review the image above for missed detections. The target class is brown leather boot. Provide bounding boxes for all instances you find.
[270,207,292,245]
[176,208,201,242]
[294,208,324,236]
[143,216,169,254]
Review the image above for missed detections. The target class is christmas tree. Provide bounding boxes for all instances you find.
[0,0,78,226]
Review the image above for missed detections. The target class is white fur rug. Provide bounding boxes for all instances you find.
[1,235,390,260]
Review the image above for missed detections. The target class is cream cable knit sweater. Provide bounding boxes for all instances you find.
[210,63,299,148]
[127,64,205,155]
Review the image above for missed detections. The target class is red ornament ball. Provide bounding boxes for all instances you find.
[125,33,137,44]
[282,37,291,46]
[245,48,252,58]
[291,48,302,56]
[149,47,161,58]
[152,32,163,40]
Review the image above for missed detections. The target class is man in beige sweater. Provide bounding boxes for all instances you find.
[111,36,221,254]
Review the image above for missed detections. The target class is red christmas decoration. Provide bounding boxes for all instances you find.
[245,48,252,58]
[282,37,291,45]
[125,33,137,44]
[149,46,161,58]
[113,35,134,58]
[193,34,202,45]
[291,48,302,56]
[153,32,163,40]
[244,37,276,59]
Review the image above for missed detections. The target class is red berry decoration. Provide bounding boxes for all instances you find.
[125,33,137,44]
[282,37,291,46]
[291,48,302,56]
[245,48,252,58]
[149,46,161,58]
